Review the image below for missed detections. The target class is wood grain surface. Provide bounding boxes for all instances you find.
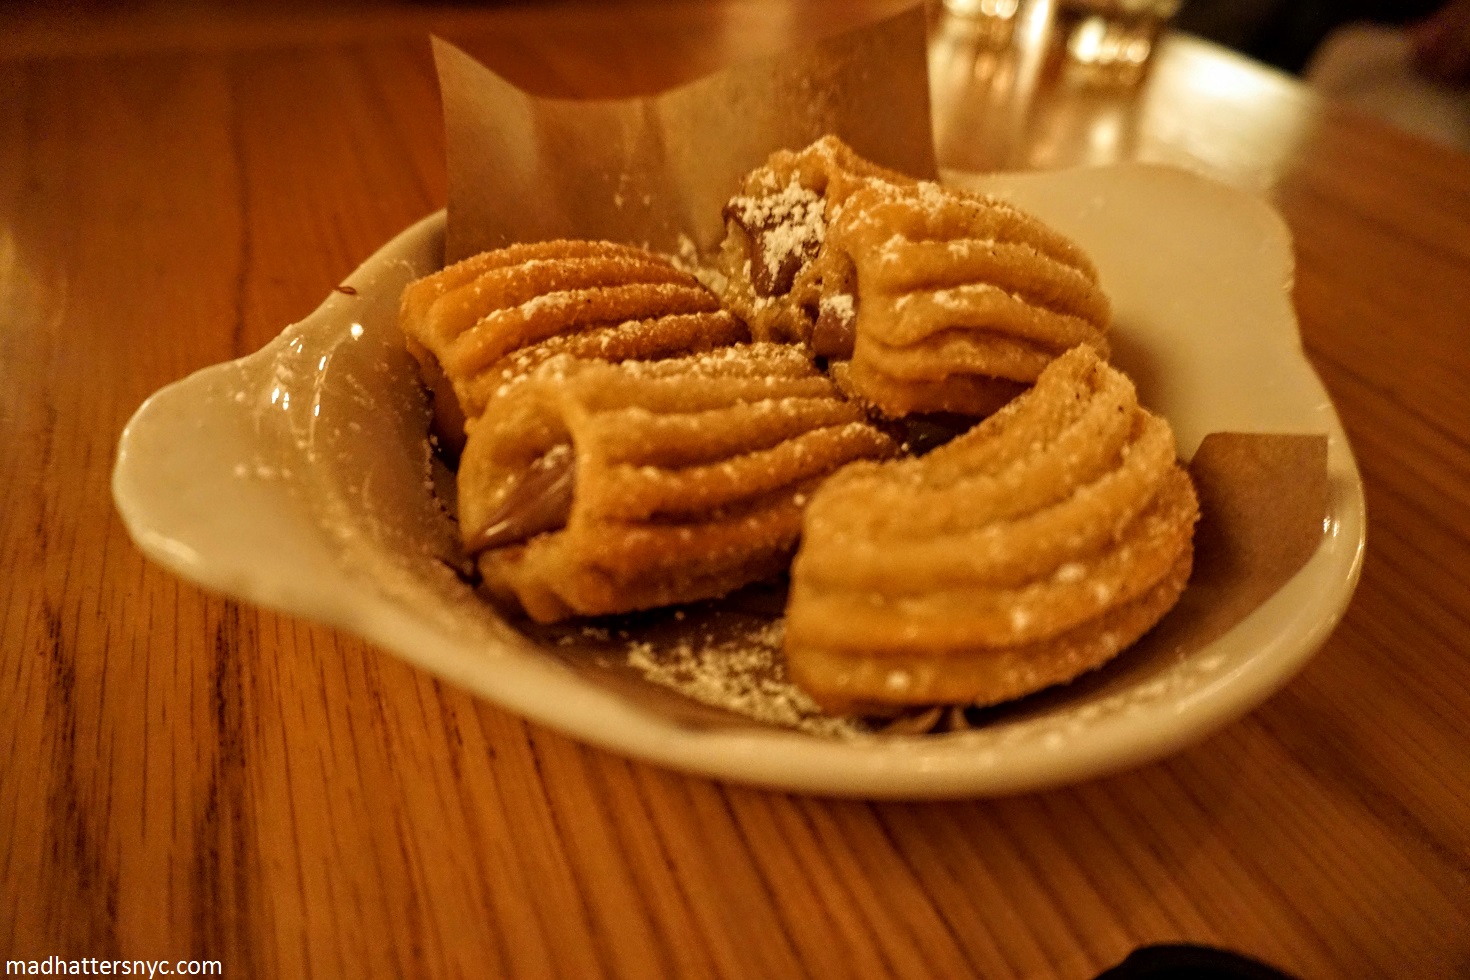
[3,2,1469,977]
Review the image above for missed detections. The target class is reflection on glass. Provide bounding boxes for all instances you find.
[1069,16,1152,69]
[932,0,1175,171]
[1057,0,1180,84]
[940,0,1022,47]
[932,0,1314,183]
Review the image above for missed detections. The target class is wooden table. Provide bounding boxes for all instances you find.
[4,2,1468,977]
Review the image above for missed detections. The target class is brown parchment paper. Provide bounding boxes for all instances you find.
[427,12,1335,735]
[435,6,936,263]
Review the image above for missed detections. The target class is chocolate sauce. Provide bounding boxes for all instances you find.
[810,296,857,358]
[466,444,576,553]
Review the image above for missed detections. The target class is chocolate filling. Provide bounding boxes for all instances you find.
[810,295,857,358]
[466,443,577,554]
[722,195,824,298]
[755,229,808,296]
[896,414,975,455]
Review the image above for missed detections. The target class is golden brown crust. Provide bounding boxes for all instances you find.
[831,359,1027,420]
[783,346,1198,713]
[460,344,899,622]
[808,180,1112,417]
[399,239,748,441]
[787,546,1194,715]
[718,137,1111,420]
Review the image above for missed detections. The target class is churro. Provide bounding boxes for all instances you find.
[808,179,1112,416]
[459,343,898,622]
[400,239,746,452]
[784,346,1198,713]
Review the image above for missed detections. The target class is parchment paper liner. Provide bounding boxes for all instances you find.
[436,7,936,263]
[428,11,1333,735]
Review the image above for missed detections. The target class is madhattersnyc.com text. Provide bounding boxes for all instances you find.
[7,958,222,976]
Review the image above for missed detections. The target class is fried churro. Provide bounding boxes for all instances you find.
[784,346,1198,713]
[400,239,746,453]
[459,343,898,622]
[809,179,1112,417]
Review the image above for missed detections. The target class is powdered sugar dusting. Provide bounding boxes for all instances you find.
[726,177,827,286]
[819,292,854,320]
[622,617,863,737]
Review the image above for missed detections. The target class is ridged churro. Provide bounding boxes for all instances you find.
[784,346,1198,713]
[400,239,746,452]
[808,179,1112,417]
[459,343,898,622]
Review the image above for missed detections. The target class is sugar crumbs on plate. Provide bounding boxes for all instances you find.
[616,617,858,738]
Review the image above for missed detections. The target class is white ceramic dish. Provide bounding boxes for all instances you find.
[113,164,1365,798]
